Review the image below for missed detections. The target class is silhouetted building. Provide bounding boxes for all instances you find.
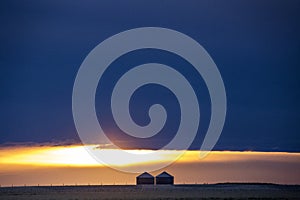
[156,171,174,185]
[136,172,154,185]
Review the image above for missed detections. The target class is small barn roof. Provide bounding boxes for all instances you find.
[156,171,174,178]
[137,172,154,178]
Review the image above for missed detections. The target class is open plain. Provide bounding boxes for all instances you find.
[0,183,299,200]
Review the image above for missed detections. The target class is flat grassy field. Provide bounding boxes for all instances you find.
[0,183,299,200]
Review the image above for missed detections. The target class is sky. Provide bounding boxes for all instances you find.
[1,0,300,152]
[0,0,300,185]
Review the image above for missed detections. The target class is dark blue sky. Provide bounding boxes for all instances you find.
[0,0,299,152]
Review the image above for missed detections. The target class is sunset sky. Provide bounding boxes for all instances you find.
[1,0,300,186]
[1,144,300,186]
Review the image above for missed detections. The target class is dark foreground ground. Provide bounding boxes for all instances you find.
[0,183,299,200]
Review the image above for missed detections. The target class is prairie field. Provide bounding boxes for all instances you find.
[0,183,299,200]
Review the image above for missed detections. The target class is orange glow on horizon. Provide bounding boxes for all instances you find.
[1,144,299,168]
[1,145,300,186]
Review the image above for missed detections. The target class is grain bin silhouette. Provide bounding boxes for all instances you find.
[156,171,174,185]
[136,172,154,185]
